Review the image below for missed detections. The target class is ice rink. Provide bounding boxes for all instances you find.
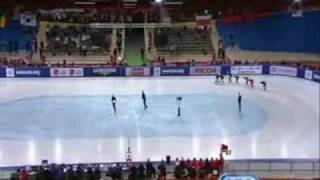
[0,76,319,166]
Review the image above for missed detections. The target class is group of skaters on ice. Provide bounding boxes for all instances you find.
[110,76,267,117]
[215,74,267,90]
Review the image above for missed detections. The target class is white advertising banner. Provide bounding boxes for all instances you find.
[125,67,150,76]
[6,68,15,78]
[304,70,313,80]
[190,66,220,75]
[231,66,262,75]
[270,66,297,77]
[50,68,84,77]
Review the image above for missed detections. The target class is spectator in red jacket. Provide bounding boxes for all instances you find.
[19,169,28,180]
[197,158,205,169]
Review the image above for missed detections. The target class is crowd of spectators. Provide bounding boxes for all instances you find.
[11,164,101,180]
[155,26,213,54]
[107,160,166,180]
[8,157,225,180]
[9,159,165,180]
[173,157,224,178]
[0,56,33,68]
[45,25,112,57]
[39,10,159,24]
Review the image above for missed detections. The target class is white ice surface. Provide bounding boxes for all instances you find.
[0,76,319,166]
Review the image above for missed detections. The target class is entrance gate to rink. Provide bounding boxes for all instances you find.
[223,159,320,178]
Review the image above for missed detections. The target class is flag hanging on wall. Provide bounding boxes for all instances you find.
[196,14,212,26]
[0,16,9,28]
[20,13,37,26]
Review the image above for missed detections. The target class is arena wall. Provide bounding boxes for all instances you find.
[0,66,319,83]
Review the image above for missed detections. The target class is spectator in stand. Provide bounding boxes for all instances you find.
[129,164,137,180]
[138,164,146,180]
[158,160,166,180]
[197,158,205,169]
[146,159,155,180]
[204,158,211,175]
[93,166,101,180]
[218,154,225,173]
[161,57,166,66]
[33,39,38,54]
[19,169,28,180]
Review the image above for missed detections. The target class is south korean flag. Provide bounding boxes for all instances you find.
[20,13,37,27]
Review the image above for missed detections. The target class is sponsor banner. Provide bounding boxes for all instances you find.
[0,68,5,77]
[262,65,270,74]
[231,66,262,75]
[153,67,161,76]
[14,68,50,77]
[85,67,123,77]
[304,70,313,80]
[125,67,150,76]
[50,68,84,77]
[6,68,15,78]
[312,71,320,82]
[221,65,231,75]
[190,66,220,75]
[270,66,297,77]
[161,67,189,76]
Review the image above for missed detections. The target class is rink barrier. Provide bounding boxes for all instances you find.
[0,68,5,77]
[0,66,319,83]
[0,159,318,175]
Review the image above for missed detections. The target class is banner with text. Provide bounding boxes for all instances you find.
[6,68,15,78]
[125,67,150,76]
[161,67,189,76]
[85,67,124,77]
[15,68,50,77]
[312,71,320,82]
[0,68,5,77]
[304,70,313,80]
[50,68,84,77]
[189,66,220,75]
[231,66,262,75]
[269,66,297,77]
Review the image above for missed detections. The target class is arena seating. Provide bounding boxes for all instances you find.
[0,20,37,53]
[217,11,320,53]
[155,27,214,54]
[46,25,112,56]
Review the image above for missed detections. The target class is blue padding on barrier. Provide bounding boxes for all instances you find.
[221,65,230,75]
[297,68,306,79]
[0,68,5,77]
[262,65,270,74]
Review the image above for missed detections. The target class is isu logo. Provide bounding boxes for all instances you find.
[195,68,216,73]
[53,69,59,76]
[132,68,144,75]
[69,69,75,76]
